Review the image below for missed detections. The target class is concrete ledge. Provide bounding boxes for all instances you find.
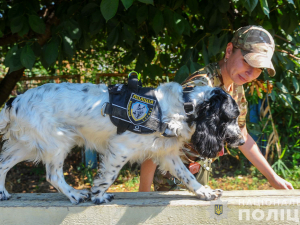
[0,190,300,224]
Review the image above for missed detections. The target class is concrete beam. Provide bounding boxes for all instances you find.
[0,190,299,224]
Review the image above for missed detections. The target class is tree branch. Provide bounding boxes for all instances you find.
[0,33,21,47]
[274,34,295,46]
[276,49,300,60]
[0,68,25,107]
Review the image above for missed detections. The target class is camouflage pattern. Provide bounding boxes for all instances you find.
[231,25,275,76]
[153,170,185,191]
[153,62,248,191]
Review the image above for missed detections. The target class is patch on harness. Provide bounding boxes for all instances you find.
[127,93,156,125]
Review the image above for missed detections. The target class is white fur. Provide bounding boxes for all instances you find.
[0,82,222,204]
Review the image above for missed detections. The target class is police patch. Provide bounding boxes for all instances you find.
[127,93,156,125]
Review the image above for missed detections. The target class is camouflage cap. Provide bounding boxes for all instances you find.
[231,25,276,76]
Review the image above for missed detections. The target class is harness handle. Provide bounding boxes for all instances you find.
[128,71,141,80]
[128,71,142,92]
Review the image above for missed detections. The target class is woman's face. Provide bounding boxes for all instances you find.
[226,44,263,85]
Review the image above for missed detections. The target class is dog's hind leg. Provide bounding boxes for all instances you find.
[159,154,222,201]
[91,146,133,205]
[45,153,90,204]
[0,147,31,201]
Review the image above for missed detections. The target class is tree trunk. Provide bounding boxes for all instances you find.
[0,68,25,107]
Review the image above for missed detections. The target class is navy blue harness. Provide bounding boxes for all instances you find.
[102,74,195,136]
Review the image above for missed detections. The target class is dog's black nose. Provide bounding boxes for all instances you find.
[238,139,245,146]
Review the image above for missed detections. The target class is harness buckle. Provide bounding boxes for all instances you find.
[173,177,182,185]
[101,102,109,117]
[184,103,195,115]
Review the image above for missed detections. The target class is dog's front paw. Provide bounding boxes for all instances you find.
[195,186,223,201]
[68,189,91,204]
[92,193,114,205]
[0,190,11,201]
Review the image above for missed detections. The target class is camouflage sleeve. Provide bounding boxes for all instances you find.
[236,86,248,129]
[181,69,214,88]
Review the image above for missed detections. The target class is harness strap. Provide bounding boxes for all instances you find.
[183,86,196,126]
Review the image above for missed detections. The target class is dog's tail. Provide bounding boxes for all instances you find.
[0,97,16,136]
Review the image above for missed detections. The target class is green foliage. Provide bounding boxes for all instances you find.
[100,0,119,22]
[77,163,97,185]
[28,15,46,34]
[0,0,299,82]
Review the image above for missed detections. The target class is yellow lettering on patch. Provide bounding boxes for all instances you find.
[127,101,132,116]
[132,94,153,104]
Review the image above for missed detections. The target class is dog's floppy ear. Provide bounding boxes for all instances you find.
[191,91,224,158]
[220,92,240,120]
[210,88,239,120]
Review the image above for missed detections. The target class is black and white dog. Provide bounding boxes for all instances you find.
[0,82,244,204]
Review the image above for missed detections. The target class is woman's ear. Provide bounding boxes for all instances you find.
[225,42,234,58]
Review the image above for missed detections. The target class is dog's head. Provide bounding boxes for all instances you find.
[191,88,245,158]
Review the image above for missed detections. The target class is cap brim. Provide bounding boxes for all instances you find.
[242,51,276,77]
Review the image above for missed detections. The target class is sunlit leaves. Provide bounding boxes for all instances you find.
[174,13,185,35]
[62,35,74,57]
[292,77,299,93]
[279,93,295,111]
[276,82,289,94]
[64,19,82,40]
[259,0,270,18]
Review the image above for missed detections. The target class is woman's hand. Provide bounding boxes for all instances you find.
[268,174,294,190]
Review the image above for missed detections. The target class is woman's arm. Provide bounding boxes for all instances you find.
[139,159,157,192]
[239,126,294,189]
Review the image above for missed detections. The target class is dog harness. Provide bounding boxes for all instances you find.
[101,72,195,136]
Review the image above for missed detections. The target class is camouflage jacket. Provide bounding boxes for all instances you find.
[182,62,248,129]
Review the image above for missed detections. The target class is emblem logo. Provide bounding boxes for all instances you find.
[215,204,223,215]
[127,93,156,125]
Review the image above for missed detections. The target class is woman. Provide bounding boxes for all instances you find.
[139,25,294,192]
